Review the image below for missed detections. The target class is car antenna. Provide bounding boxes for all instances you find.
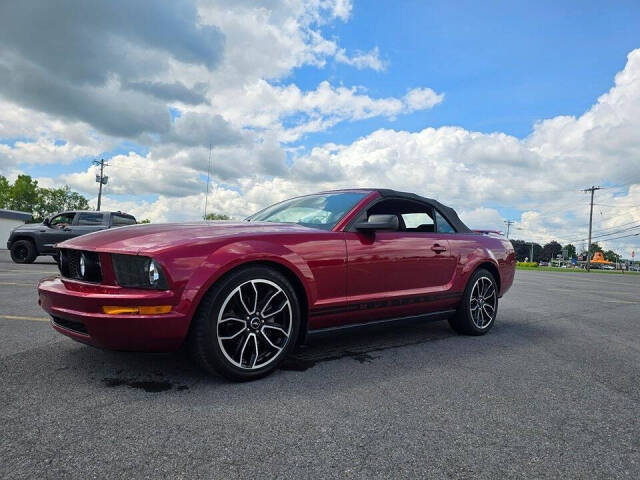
[204,142,212,220]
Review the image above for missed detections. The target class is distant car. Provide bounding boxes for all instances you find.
[38,189,516,381]
[7,211,136,264]
[601,265,615,270]
[539,261,549,267]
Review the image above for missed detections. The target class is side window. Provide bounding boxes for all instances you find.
[401,213,434,231]
[365,199,435,233]
[435,211,456,233]
[112,214,136,226]
[49,212,75,228]
[77,212,104,226]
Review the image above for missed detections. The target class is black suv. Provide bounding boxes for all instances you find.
[7,211,137,264]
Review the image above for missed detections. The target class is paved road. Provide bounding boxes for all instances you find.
[1,250,639,479]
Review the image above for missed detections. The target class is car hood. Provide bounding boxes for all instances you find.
[11,223,45,233]
[57,221,322,254]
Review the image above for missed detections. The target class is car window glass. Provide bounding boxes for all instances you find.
[402,213,434,229]
[435,211,456,233]
[112,214,136,226]
[249,192,366,230]
[77,212,104,226]
[50,213,75,228]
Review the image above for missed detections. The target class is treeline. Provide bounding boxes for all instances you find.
[510,239,621,263]
[0,174,90,223]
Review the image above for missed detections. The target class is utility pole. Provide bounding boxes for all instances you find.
[530,242,534,263]
[92,159,109,211]
[583,185,600,272]
[504,220,515,238]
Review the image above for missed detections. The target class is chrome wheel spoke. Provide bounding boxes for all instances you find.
[260,290,282,316]
[263,323,288,337]
[239,333,252,366]
[470,276,496,329]
[217,278,293,370]
[260,329,282,351]
[220,328,245,341]
[237,287,253,315]
[251,334,259,368]
[251,281,259,314]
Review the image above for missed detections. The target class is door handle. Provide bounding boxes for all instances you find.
[63,227,72,231]
[431,244,447,253]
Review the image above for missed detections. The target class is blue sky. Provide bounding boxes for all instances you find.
[291,0,640,146]
[1,0,640,252]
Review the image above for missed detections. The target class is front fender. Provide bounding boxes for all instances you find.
[176,240,316,320]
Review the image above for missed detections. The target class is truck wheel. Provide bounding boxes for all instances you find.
[10,240,37,264]
[448,268,498,335]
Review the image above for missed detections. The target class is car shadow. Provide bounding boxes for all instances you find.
[51,316,556,393]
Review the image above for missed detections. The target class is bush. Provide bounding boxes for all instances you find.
[516,261,538,268]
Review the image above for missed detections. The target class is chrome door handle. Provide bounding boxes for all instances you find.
[431,244,447,253]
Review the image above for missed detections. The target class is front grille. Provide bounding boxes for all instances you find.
[52,316,88,334]
[58,249,102,283]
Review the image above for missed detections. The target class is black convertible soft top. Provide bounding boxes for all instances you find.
[368,188,472,233]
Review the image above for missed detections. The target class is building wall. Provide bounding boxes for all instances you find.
[0,217,25,248]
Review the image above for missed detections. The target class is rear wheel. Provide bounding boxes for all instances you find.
[449,268,498,335]
[10,240,37,264]
[188,266,300,381]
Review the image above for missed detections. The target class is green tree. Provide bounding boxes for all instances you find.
[563,244,576,259]
[541,240,562,261]
[603,250,620,263]
[589,243,603,255]
[6,174,39,213]
[0,175,11,207]
[510,239,542,262]
[0,174,90,222]
[139,218,151,224]
[35,186,90,222]
[204,213,230,221]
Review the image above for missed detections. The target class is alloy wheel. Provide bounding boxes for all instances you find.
[217,279,292,370]
[469,276,496,329]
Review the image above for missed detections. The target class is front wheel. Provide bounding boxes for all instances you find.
[448,268,498,335]
[188,266,301,381]
[10,240,37,264]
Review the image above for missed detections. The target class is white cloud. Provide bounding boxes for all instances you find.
[404,88,445,111]
[335,47,386,71]
[2,3,640,256]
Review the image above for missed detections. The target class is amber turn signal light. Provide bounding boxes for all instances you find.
[102,305,172,315]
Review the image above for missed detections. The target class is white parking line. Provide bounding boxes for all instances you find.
[0,314,49,322]
[0,282,34,287]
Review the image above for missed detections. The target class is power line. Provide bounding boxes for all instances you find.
[561,220,640,244]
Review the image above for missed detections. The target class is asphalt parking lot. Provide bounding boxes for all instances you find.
[1,249,639,479]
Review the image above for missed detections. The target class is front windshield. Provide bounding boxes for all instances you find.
[248,192,367,230]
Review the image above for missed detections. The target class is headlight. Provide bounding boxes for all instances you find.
[79,253,86,277]
[112,254,169,289]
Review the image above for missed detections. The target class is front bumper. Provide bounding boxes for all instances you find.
[38,276,190,352]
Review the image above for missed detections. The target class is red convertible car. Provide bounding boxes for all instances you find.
[38,189,515,381]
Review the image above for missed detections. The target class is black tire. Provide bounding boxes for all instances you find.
[10,240,37,264]
[448,268,498,336]
[188,266,301,382]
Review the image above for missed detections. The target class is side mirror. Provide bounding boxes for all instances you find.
[355,214,399,231]
[42,217,51,226]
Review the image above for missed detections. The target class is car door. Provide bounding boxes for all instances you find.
[73,212,109,236]
[344,202,458,322]
[40,212,78,251]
